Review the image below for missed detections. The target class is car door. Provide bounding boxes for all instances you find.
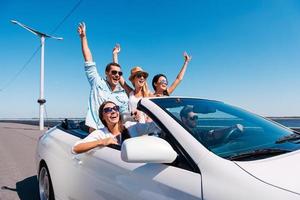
[70,143,202,200]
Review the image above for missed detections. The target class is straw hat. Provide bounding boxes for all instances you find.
[129,66,149,81]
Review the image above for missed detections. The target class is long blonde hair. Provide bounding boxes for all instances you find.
[130,79,151,97]
[129,66,151,97]
[141,82,151,97]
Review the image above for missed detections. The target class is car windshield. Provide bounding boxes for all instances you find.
[151,98,300,160]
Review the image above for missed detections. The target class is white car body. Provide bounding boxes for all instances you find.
[36,97,300,200]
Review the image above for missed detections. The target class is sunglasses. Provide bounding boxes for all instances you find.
[188,115,198,121]
[111,70,123,76]
[158,79,168,85]
[136,73,147,79]
[103,105,120,114]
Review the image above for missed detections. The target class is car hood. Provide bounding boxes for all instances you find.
[235,150,300,195]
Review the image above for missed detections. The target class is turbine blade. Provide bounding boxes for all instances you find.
[11,20,63,40]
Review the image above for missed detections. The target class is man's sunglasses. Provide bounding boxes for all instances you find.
[103,105,120,114]
[188,115,198,121]
[111,70,123,76]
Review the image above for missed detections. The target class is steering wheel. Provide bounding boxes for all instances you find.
[222,124,244,143]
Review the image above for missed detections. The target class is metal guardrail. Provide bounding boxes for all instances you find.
[1,119,300,132]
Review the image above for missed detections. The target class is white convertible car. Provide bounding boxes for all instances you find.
[36,97,300,200]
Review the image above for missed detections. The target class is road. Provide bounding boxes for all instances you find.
[0,122,44,200]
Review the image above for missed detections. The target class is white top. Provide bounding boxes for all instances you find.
[72,121,160,154]
[128,91,146,123]
[128,91,140,112]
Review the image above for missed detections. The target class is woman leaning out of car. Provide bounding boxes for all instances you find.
[152,52,192,96]
[72,101,159,154]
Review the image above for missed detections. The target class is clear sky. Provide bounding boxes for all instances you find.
[1,0,300,118]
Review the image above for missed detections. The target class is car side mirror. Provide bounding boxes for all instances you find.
[121,136,177,163]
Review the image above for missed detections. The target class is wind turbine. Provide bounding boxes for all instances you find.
[11,20,63,130]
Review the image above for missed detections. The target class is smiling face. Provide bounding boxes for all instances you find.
[106,65,122,88]
[155,76,168,92]
[133,72,147,89]
[101,102,120,127]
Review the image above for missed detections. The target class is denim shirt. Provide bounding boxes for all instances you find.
[85,61,129,129]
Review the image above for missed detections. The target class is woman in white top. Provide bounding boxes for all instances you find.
[128,66,152,122]
[112,45,151,123]
[72,101,159,154]
[118,66,152,122]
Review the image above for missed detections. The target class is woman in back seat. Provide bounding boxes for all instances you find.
[72,101,159,154]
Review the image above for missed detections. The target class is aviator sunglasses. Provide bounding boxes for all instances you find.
[111,70,123,76]
[158,79,168,85]
[103,105,120,114]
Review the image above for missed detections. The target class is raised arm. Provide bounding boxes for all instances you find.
[119,76,134,96]
[113,43,134,95]
[78,22,93,62]
[167,52,192,95]
[112,43,120,63]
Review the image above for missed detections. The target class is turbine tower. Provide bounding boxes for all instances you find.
[11,20,63,130]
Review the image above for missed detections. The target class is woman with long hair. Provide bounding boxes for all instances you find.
[72,101,158,154]
[152,52,192,96]
[127,66,152,122]
[112,44,151,122]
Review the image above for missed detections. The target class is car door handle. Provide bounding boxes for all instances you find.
[72,156,83,165]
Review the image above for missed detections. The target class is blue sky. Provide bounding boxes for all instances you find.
[1,0,300,118]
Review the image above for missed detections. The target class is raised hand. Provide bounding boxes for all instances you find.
[113,43,121,54]
[77,22,86,38]
[131,110,143,122]
[184,51,192,62]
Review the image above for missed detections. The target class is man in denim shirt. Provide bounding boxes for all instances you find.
[78,22,129,132]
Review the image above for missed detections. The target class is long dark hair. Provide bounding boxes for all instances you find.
[98,101,122,128]
[152,74,169,96]
[98,101,130,142]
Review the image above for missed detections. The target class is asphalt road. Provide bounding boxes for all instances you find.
[0,123,44,200]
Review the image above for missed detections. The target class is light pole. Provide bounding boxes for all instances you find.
[11,20,63,130]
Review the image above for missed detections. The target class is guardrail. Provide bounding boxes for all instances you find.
[1,119,300,132]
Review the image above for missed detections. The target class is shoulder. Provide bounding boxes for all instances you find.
[129,91,135,96]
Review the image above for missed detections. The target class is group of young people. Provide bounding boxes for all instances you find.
[72,22,191,154]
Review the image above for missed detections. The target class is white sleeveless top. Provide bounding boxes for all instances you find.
[128,91,146,123]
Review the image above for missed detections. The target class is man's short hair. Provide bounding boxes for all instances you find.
[180,106,193,119]
[105,62,121,72]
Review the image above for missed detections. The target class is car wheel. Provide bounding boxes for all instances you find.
[38,164,55,200]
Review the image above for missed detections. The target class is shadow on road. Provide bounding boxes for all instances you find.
[1,176,39,200]
[16,176,39,200]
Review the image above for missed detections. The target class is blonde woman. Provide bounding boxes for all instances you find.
[126,66,152,122]
[113,44,152,122]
